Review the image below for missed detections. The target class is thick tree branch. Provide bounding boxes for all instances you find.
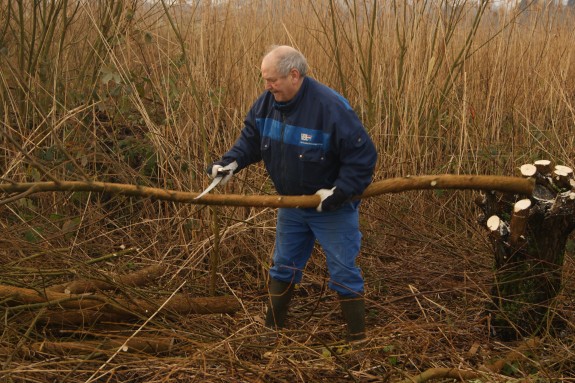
[0,175,534,208]
[0,284,241,318]
[46,264,166,294]
[398,338,539,383]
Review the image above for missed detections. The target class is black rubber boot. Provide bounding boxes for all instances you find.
[265,278,295,329]
[339,295,366,342]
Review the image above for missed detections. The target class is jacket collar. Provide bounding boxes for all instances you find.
[273,77,309,113]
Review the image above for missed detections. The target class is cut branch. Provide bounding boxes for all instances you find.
[534,159,552,175]
[520,164,537,178]
[552,166,574,190]
[0,175,535,208]
[509,199,532,247]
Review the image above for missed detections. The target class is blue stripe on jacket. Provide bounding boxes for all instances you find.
[256,118,331,150]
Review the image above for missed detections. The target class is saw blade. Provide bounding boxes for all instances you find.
[195,176,224,199]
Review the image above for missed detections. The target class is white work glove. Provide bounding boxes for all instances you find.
[315,186,348,212]
[207,161,238,185]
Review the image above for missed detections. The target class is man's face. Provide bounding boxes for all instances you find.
[261,57,299,102]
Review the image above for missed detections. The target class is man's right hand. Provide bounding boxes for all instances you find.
[206,161,238,185]
[315,186,348,212]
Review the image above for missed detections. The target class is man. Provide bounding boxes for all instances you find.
[206,45,377,342]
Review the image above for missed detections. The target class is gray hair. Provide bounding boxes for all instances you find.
[266,45,308,77]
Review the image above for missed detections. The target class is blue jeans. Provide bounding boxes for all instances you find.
[269,203,363,297]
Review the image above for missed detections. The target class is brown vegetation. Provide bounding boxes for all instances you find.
[1,0,575,382]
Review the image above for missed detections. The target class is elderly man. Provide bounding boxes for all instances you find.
[206,45,377,342]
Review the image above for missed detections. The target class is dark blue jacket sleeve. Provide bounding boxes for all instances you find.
[220,107,263,172]
[330,106,377,197]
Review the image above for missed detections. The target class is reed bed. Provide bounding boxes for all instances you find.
[1,0,575,381]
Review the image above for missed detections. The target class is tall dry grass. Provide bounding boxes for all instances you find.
[2,1,574,180]
[1,0,575,381]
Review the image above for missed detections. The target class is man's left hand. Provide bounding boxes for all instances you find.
[315,187,348,212]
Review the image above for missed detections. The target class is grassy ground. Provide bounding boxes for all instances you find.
[1,194,574,382]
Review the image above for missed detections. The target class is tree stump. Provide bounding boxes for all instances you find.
[476,161,575,340]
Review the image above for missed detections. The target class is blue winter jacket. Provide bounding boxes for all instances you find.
[220,77,377,197]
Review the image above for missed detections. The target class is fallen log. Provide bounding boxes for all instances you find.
[397,338,539,383]
[37,309,134,326]
[0,175,535,208]
[46,264,166,294]
[0,284,241,320]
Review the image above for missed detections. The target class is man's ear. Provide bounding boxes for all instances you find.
[290,68,300,81]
